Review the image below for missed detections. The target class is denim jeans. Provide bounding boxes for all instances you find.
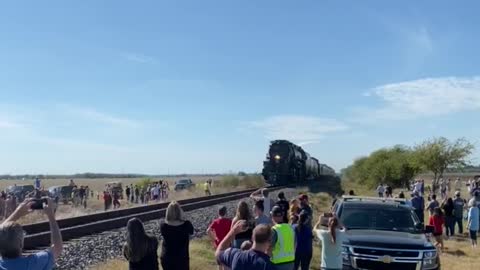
[294,251,312,270]
[454,217,463,234]
[444,216,455,237]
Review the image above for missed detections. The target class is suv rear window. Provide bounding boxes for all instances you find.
[341,206,420,233]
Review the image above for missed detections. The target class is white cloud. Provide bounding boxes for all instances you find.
[122,52,155,63]
[355,76,480,121]
[249,115,348,143]
[65,106,140,128]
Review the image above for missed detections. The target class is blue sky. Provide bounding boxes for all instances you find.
[1,1,479,175]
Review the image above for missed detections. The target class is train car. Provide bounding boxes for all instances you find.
[262,140,335,185]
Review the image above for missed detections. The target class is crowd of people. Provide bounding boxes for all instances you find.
[120,188,339,270]
[378,177,480,250]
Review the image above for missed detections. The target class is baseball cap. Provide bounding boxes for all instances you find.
[299,194,308,201]
[270,206,283,217]
[455,191,461,196]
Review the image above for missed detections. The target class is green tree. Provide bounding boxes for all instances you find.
[342,145,421,189]
[415,137,475,191]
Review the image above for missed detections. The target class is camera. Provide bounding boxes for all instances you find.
[31,198,48,210]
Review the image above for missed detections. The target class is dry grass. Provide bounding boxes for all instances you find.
[1,175,262,224]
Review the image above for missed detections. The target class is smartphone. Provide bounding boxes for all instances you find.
[31,198,48,210]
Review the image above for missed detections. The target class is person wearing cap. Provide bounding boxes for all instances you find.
[453,191,466,235]
[275,192,290,224]
[270,206,295,270]
[298,194,313,228]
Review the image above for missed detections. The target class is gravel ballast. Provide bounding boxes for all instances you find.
[53,188,297,270]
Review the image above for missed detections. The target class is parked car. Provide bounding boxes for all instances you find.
[106,181,123,199]
[328,196,440,270]
[6,185,35,202]
[48,185,75,204]
[174,179,194,191]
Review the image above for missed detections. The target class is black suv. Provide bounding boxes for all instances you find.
[331,196,440,270]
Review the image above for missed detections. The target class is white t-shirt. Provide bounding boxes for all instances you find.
[315,229,346,269]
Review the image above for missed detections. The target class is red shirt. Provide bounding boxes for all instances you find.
[209,217,232,247]
[429,215,444,234]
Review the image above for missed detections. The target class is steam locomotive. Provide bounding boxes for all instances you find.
[262,140,335,185]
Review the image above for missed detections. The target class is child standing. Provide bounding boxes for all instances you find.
[207,206,232,270]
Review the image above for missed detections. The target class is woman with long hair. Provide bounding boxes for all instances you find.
[314,214,346,270]
[123,218,159,270]
[289,199,300,224]
[160,201,194,270]
[293,212,313,270]
[441,197,455,238]
[231,201,254,248]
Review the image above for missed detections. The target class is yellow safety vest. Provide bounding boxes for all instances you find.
[271,223,295,264]
[204,182,209,191]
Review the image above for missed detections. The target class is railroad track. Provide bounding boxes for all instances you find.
[23,186,285,250]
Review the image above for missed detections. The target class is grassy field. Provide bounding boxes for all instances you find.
[1,175,264,224]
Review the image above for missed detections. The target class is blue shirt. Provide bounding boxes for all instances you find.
[468,207,479,231]
[0,250,54,270]
[292,224,313,254]
[411,196,424,211]
[218,248,275,270]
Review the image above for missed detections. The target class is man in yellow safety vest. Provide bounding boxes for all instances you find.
[270,205,295,270]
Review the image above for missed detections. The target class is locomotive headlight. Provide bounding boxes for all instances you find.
[274,155,281,160]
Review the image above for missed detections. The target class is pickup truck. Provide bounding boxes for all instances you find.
[330,196,440,270]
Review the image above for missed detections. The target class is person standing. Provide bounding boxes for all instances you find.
[293,212,312,270]
[5,194,17,218]
[429,207,445,251]
[288,199,300,223]
[467,199,479,248]
[250,188,274,217]
[207,206,232,249]
[125,186,131,204]
[298,194,313,228]
[427,194,440,217]
[34,177,41,190]
[314,215,346,270]
[376,184,384,198]
[270,206,295,270]
[204,181,211,196]
[123,218,159,270]
[453,191,466,235]
[160,201,194,270]
[275,192,290,223]
[441,198,455,239]
[410,192,425,224]
[134,186,140,204]
[216,222,275,270]
[253,200,271,226]
[113,191,121,209]
[231,201,254,248]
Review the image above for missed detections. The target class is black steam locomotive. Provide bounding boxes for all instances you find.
[262,140,335,185]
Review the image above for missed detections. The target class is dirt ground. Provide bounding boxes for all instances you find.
[0,175,228,225]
